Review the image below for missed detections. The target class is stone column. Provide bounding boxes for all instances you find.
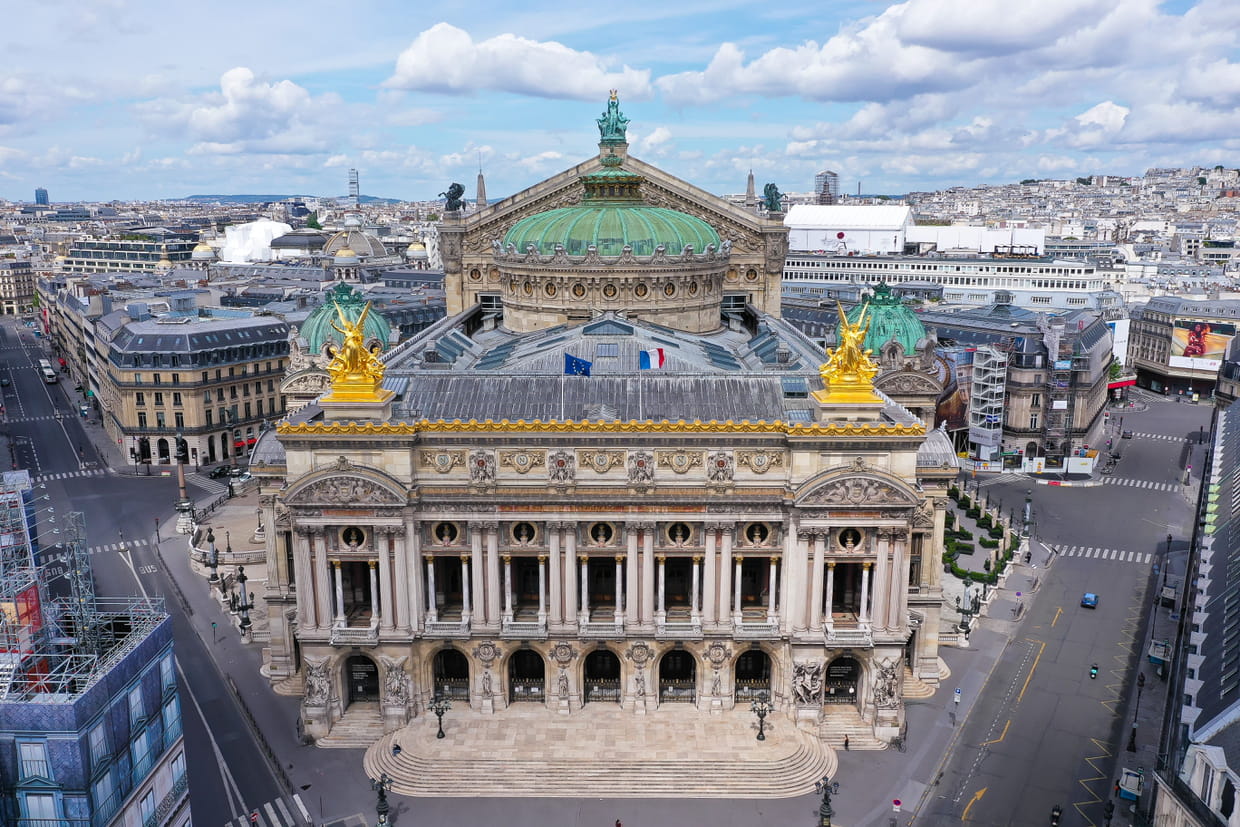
[578,555,590,623]
[891,532,909,631]
[614,555,625,630]
[538,555,547,625]
[859,561,871,623]
[732,555,743,626]
[548,524,563,627]
[824,561,836,629]
[691,556,701,622]
[502,555,514,622]
[564,528,578,629]
[872,529,891,631]
[656,555,667,623]
[312,528,331,632]
[461,554,472,623]
[766,556,779,624]
[378,533,394,632]
[368,560,380,624]
[484,522,500,627]
[424,555,438,622]
[332,561,345,623]
[469,525,483,625]
[404,517,421,634]
[293,529,315,631]
[719,527,734,628]
[703,527,718,627]
[393,527,411,633]
[625,524,639,627]
[809,531,824,631]
[641,524,655,625]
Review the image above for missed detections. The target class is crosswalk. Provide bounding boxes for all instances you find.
[190,473,230,495]
[41,537,150,564]
[34,468,108,482]
[1054,545,1153,565]
[1122,431,1190,443]
[223,794,311,827]
[976,473,1028,487]
[1100,476,1179,492]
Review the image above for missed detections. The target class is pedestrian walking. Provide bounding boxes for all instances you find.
[843,734,850,750]
[615,820,622,827]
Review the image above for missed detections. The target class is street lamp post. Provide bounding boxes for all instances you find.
[207,528,219,584]
[1127,672,1146,753]
[236,566,253,633]
[814,775,840,827]
[428,695,450,739]
[955,579,981,637]
[1023,489,1032,537]
[370,772,394,826]
[750,691,772,741]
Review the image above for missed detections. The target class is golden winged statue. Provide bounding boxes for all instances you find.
[324,300,386,397]
[818,301,879,398]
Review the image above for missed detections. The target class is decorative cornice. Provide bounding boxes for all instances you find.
[278,418,925,437]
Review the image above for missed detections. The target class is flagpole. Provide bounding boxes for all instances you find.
[560,370,565,421]
[638,368,643,422]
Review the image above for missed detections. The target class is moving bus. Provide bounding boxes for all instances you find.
[41,367,57,384]
[38,359,52,372]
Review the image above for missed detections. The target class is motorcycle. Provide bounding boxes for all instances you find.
[1090,664,1099,679]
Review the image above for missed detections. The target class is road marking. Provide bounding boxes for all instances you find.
[981,721,1010,746]
[263,802,281,827]
[961,786,987,821]
[1051,607,1062,628]
[293,795,310,823]
[1017,639,1046,705]
[273,797,294,826]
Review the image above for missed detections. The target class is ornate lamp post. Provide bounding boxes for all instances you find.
[1023,489,1032,537]
[236,566,254,633]
[955,578,980,637]
[371,772,394,825]
[1127,672,1146,752]
[428,695,450,739]
[815,775,840,827]
[750,691,772,741]
[207,528,220,584]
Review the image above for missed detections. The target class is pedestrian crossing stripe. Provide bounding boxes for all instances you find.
[42,538,151,562]
[1057,545,1152,564]
[1100,477,1177,492]
[1125,432,1189,442]
[224,794,308,827]
[976,473,1028,487]
[33,469,108,482]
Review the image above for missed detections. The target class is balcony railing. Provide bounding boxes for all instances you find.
[143,770,189,827]
[500,618,547,639]
[330,620,378,646]
[19,757,51,779]
[826,624,873,647]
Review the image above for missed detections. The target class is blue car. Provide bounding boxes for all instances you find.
[1081,592,1099,608]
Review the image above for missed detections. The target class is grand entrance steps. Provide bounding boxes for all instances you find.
[818,706,887,750]
[317,701,383,749]
[902,667,936,699]
[363,704,835,798]
[271,671,305,698]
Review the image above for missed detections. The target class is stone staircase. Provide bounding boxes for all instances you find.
[818,706,887,750]
[270,671,304,698]
[903,666,937,699]
[363,705,835,798]
[316,701,384,749]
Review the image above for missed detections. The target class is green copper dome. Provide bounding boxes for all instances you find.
[503,157,720,257]
[301,282,391,356]
[847,283,926,355]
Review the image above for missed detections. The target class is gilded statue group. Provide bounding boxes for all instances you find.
[821,302,879,387]
[326,301,385,387]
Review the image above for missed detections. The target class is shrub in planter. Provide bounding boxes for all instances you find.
[979,537,1000,548]
[949,485,960,500]
[983,559,992,572]
[954,542,975,554]
[977,513,993,528]
[966,507,981,520]
[989,526,1005,539]
[944,511,956,529]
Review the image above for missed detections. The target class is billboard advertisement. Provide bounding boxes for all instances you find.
[1169,319,1235,371]
[936,348,975,432]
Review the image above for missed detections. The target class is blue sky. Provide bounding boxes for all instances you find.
[4,0,1240,202]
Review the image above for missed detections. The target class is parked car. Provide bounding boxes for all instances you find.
[228,466,249,478]
[1081,592,1099,609]
[1121,430,1134,439]
[207,465,231,479]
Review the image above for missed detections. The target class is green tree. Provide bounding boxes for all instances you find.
[1109,360,1122,380]
[305,212,322,230]
[1020,179,1039,185]
[1076,177,1092,185]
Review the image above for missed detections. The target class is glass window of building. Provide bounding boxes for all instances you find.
[18,741,49,779]
[128,683,144,722]
[89,722,108,764]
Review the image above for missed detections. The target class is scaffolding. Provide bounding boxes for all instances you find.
[0,482,165,702]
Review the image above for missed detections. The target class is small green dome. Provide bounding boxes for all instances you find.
[848,283,926,355]
[301,282,391,356]
[503,159,720,257]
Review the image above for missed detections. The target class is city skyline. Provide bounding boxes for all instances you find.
[3,0,1239,202]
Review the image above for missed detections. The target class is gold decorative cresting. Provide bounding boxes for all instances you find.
[322,301,393,404]
[814,302,881,404]
[278,418,924,437]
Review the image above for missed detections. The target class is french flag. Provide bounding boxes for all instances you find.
[639,348,665,370]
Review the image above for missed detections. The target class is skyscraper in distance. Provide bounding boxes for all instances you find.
[34,187,48,206]
[814,170,838,205]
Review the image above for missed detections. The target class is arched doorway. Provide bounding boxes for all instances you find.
[734,648,771,701]
[824,656,861,705]
[583,648,621,704]
[433,649,469,699]
[156,438,170,464]
[658,650,696,703]
[508,650,544,703]
[345,654,379,706]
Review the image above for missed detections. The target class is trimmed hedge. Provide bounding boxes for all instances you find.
[989,526,1005,539]
[979,537,1000,549]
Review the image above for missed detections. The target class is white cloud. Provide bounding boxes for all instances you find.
[384,23,652,101]
[895,0,1117,57]
[135,67,340,155]
[632,126,672,156]
[513,150,566,172]
[387,107,445,127]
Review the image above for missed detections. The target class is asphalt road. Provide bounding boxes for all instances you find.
[919,398,1209,826]
[2,320,289,826]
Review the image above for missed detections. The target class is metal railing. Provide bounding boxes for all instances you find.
[584,678,621,703]
[143,770,189,827]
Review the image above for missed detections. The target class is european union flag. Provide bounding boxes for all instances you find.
[564,353,592,376]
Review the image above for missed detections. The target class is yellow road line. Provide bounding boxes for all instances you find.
[961,786,987,822]
[1051,606,1063,627]
[982,720,1010,746]
[1017,639,1046,704]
